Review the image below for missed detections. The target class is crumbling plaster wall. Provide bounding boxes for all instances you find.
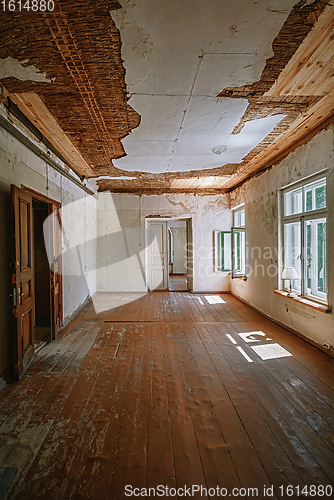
[96,192,231,293]
[230,125,334,349]
[0,113,97,378]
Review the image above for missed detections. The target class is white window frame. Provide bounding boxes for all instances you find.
[232,206,246,278]
[280,171,328,304]
[214,231,231,272]
[214,205,246,277]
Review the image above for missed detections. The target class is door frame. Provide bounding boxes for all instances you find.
[145,216,193,291]
[21,186,63,341]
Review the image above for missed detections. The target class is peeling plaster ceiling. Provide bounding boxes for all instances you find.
[0,0,333,194]
[112,0,295,174]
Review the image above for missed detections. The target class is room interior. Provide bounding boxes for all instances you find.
[0,0,333,498]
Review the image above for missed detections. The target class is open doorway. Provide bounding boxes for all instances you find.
[146,217,192,292]
[168,220,188,291]
[12,185,62,378]
[33,199,51,343]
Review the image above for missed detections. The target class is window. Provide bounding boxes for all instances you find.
[232,207,246,278]
[215,231,231,271]
[282,174,327,302]
[215,206,246,278]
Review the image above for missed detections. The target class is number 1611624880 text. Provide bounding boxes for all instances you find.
[1,0,54,11]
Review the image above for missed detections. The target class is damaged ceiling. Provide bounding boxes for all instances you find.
[0,0,333,195]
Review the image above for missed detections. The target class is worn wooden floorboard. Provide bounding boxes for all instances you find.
[146,324,176,490]
[71,324,138,500]
[0,292,333,499]
[193,323,274,492]
[108,323,151,499]
[199,323,302,494]
[169,292,186,322]
[171,322,243,493]
[162,323,207,498]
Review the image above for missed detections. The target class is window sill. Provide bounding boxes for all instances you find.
[274,290,331,314]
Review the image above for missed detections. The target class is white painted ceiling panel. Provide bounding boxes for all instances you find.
[192,54,265,97]
[120,95,189,141]
[172,97,249,154]
[114,155,172,173]
[112,0,300,174]
[121,141,175,157]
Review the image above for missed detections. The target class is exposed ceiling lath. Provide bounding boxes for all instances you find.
[0,0,140,177]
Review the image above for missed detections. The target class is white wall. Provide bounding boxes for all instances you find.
[0,110,97,377]
[230,125,334,350]
[96,192,232,292]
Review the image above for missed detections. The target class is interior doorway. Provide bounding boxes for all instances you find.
[12,185,62,378]
[168,220,188,291]
[33,199,51,342]
[146,217,192,292]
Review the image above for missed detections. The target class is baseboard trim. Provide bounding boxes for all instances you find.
[61,295,92,330]
[230,291,334,359]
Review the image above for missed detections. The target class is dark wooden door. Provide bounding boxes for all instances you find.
[49,203,63,339]
[12,185,34,378]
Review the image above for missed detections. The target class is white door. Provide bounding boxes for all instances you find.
[147,221,168,290]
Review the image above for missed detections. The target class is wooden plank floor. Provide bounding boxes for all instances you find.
[0,292,334,499]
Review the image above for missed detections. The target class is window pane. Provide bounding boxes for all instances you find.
[306,190,312,211]
[233,229,245,275]
[221,232,231,271]
[284,222,301,292]
[315,185,326,209]
[306,222,311,290]
[305,218,326,299]
[240,209,245,227]
[234,208,245,228]
[318,221,326,294]
[284,188,302,216]
[304,178,326,212]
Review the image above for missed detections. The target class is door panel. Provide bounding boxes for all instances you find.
[12,185,34,379]
[20,280,32,304]
[22,310,32,351]
[19,199,31,271]
[147,221,168,290]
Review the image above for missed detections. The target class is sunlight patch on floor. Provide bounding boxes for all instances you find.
[238,331,266,343]
[237,346,253,363]
[251,343,292,360]
[205,295,226,304]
